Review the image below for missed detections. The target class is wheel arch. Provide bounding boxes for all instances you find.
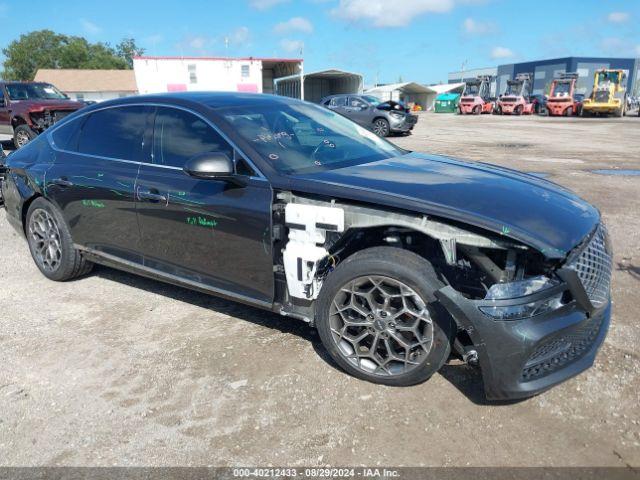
[11,115,28,127]
[21,193,43,234]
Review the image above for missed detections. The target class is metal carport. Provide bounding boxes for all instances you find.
[275,69,364,103]
[365,82,465,111]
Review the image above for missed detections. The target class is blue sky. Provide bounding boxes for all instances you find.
[1,0,638,84]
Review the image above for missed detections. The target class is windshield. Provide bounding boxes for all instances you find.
[552,81,572,96]
[597,71,619,86]
[361,95,381,106]
[505,82,522,96]
[220,102,404,175]
[6,83,68,100]
[464,84,480,96]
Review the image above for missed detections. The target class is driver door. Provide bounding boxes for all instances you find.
[135,106,274,303]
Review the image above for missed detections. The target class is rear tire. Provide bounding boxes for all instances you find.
[26,198,93,281]
[316,247,453,387]
[14,125,37,149]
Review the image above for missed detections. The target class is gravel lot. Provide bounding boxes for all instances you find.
[1,114,639,468]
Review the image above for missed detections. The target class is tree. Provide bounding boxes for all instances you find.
[116,38,145,69]
[1,30,67,81]
[1,30,139,81]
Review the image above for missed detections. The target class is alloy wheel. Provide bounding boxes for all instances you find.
[16,131,31,148]
[28,209,63,272]
[329,276,434,376]
[373,120,389,137]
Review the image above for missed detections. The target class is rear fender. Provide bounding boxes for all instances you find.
[3,136,55,233]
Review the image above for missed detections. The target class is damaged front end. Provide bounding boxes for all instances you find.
[273,192,612,400]
[29,110,75,133]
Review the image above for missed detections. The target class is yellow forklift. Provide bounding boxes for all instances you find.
[581,69,627,117]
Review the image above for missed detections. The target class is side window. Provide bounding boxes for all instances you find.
[349,97,367,108]
[51,117,83,151]
[78,106,149,160]
[153,107,233,168]
[329,96,346,107]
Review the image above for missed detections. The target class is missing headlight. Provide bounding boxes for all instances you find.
[479,276,567,320]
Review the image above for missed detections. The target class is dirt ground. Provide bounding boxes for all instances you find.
[0,114,639,468]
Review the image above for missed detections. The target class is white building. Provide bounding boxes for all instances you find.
[34,69,138,102]
[133,56,302,95]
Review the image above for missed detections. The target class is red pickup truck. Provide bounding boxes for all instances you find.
[0,81,84,149]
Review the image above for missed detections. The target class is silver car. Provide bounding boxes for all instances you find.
[321,94,418,137]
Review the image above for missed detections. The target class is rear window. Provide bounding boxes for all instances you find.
[78,106,150,160]
[51,117,83,151]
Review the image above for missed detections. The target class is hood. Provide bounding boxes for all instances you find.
[11,99,85,111]
[292,153,599,259]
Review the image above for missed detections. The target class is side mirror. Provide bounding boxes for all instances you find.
[183,152,245,186]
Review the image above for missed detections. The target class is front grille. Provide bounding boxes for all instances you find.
[501,97,517,102]
[461,98,475,103]
[521,315,603,381]
[566,223,612,308]
[594,91,610,103]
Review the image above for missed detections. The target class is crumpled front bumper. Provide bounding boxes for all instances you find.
[435,282,611,401]
[389,114,418,133]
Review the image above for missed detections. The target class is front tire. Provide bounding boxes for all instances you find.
[316,247,453,386]
[26,198,93,281]
[372,118,390,137]
[14,125,37,149]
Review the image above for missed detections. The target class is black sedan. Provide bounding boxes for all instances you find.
[1,93,612,400]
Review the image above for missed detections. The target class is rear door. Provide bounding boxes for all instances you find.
[135,106,274,303]
[46,105,152,263]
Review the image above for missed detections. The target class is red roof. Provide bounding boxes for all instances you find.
[134,55,302,63]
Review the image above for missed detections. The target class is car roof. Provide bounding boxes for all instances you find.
[0,81,51,85]
[82,91,304,110]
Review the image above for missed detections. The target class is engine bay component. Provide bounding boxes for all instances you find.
[283,202,344,299]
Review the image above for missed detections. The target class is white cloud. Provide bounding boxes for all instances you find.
[250,0,289,10]
[280,39,304,54]
[175,34,214,54]
[462,17,494,35]
[80,18,102,35]
[145,34,163,46]
[491,46,514,59]
[607,11,629,23]
[274,17,314,34]
[229,26,251,46]
[331,0,483,27]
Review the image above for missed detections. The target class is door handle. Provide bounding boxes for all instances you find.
[136,186,168,204]
[52,178,74,187]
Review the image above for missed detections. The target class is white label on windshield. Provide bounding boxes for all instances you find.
[43,87,56,94]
